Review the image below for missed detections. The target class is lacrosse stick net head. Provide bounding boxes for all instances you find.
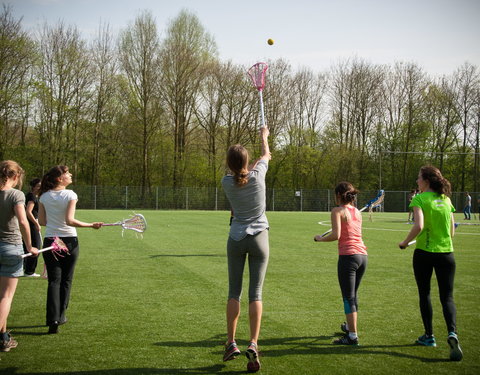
[50,237,69,259]
[121,214,147,234]
[368,190,385,221]
[248,62,268,91]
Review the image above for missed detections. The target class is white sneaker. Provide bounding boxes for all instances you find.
[24,273,40,277]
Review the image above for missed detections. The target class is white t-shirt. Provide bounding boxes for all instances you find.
[39,189,78,237]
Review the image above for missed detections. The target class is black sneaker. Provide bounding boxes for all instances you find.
[333,334,359,346]
[246,342,260,373]
[223,341,240,362]
[341,322,349,333]
[447,332,463,361]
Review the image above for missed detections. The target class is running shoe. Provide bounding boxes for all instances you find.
[223,341,240,362]
[341,321,349,333]
[447,332,463,361]
[246,342,260,373]
[333,334,359,346]
[0,334,18,352]
[416,334,436,347]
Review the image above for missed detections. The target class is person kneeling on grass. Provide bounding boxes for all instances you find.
[399,165,463,361]
[314,182,367,346]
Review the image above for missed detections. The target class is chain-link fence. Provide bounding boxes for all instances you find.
[69,186,479,213]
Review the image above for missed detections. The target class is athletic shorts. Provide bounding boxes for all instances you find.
[0,241,24,277]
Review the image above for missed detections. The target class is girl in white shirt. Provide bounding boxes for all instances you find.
[38,165,102,334]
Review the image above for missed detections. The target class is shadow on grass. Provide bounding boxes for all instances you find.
[0,365,245,375]
[154,334,451,364]
[7,324,48,336]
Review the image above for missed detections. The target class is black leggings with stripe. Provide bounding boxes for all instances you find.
[337,254,368,314]
[413,249,457,335]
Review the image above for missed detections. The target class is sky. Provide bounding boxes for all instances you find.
[5,0,480,76]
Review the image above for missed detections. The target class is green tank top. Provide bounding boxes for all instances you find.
[409,192,455,253]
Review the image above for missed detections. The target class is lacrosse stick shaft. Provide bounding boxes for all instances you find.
[21,246,55,258]
[259,90,266,128]
[320,205,369,237]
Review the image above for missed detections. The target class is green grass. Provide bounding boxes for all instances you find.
[2,210,479,374]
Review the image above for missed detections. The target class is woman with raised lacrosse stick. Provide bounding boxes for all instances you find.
[0,160,38,352]
[399,166,463,361]
[314,182,368,346]
[221,125,271,373]
[39,166,102,334]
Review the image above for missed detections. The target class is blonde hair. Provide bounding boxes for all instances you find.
[0,160,25,189]
[226,144,249,187]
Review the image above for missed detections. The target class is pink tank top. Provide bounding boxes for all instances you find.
[338,205,368,256]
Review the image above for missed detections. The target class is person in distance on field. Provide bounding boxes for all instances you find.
[22,178,42,277]
[221,126,271,373]
[314,182,368,346]
[38,165,103,334]
[399,165,463,361]
[463,192,471,220]
[0,160,38,352]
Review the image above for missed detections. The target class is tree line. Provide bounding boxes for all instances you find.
[1,5,479,194]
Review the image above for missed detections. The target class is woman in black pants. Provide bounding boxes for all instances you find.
[23,178,42,277]
[399,165,463,361]
[38,166,102,334]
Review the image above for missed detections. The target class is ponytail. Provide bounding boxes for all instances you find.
[40,165,69,196]
[0,160,25,189]
[226,145,250,187]
[335,181,359,205]
[420,165,451,197]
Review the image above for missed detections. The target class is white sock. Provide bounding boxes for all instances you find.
[349,332,358,340]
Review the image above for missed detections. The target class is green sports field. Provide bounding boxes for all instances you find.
[2,210,479,375]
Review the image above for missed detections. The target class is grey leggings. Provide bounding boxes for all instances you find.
[227,230,269,302]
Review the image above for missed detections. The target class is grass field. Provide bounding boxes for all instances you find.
[1,210,479,375]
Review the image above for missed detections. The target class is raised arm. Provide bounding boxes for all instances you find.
[259,126,271,161]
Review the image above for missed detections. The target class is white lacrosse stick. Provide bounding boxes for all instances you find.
[103,213,147,235]
[21,237,69,258]
[400,240,416,249]
[248,62,268,128]
[319,190,385,237]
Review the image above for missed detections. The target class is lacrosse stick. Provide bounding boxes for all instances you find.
[21,237,68,258]
[248,62,268,128]
[103,213,147,235]
[319,190,385,237]
[399,240,416,249]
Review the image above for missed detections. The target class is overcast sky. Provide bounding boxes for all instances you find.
[6,0,480,76]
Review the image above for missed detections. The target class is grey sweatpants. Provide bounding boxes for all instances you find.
[227,230,269,302]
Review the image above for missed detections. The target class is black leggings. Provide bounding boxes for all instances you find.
[413,249,457,335]
[43,237,79,325]
[337,254,368,314]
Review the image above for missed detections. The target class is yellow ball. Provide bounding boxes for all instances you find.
[267,38,274,45]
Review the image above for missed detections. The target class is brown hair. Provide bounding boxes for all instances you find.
[226,145,249,187]
[0,160,25,189]
[419,165,451,196]
[335,181,359,205]
[40,165,69,195]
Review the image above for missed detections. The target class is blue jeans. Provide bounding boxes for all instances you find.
[463,205,471,219]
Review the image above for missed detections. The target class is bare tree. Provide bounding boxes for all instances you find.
[452,62,479,190]
[118,10,162,190]
[0,5,35,159]
[34,21,91,172]
[89,22,118,185]
[159,9,217,187]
